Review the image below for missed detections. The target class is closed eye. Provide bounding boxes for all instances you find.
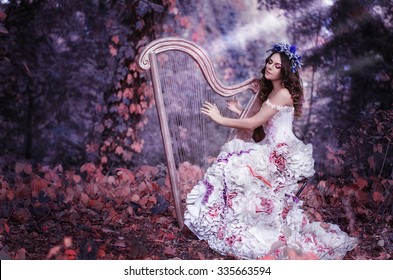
[267,59,281,69]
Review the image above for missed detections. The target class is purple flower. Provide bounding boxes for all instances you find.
[266,43,303,73]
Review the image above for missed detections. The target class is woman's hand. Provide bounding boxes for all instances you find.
[201,101,223,124]
[226,98,243,116]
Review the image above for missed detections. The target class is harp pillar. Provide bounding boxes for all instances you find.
[149,52,184,229]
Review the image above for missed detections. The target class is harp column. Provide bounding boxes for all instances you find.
[148,52,184,229]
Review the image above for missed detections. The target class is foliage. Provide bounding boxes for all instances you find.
[0,0,169,169]
[306,0,393,115]
[0,7,7,34]
[92,0,168,171]
[0,159,210,260]
[0,0,112,166]
[1,0,393,261]
[0,158,391,259]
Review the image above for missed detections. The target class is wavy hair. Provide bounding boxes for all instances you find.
[258,52,304,118]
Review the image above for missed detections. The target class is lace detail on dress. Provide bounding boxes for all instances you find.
[264,99,285,111]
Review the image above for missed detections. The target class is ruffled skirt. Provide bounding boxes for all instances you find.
[184,139,357,259]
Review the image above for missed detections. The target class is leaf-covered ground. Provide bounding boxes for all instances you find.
[0,160,392,260]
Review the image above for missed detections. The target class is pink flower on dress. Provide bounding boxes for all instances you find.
[278,233,287,244]
[276,142,288,149]
[208,203,222,217]
[255,197,274,214]
[269,143,289,172]
[226,192,238,208]
[281,206,290,219]
[269,151,286,172]
[225,235,242,246]
[217,227,225,240]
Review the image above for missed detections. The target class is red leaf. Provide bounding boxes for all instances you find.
[109,45,117,56]
[15,162,25,174]
[14,248,27,260]
[139,196,149,206]
[372,191,383,202]
[116,168,135,182]
[368,156,375,170]
[46,245,62,259]
[97,249,106,258]
[163,246,177,256]
[197,252,205,260]
[64,249,77,260]
[89,199,104,211]
[131,194,140,202]
[111,35,119,44]
[12,208,31,224]
[80,162,97,176]
[356,177,368,189]
[0,8,7,21]
[4,223,10,234]
[343,184,358,195]
[139,165,159,176]
[80,192,89,206]
[73,175,81,183]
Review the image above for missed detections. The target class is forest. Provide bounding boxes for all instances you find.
[0,0,392,260]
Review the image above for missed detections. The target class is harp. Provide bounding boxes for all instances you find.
[137,37,262,228]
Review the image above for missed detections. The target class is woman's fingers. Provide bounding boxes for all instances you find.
[201,101,215,111]
[201,103,212,114]
[201,101,219,115]
[202,101,214,108]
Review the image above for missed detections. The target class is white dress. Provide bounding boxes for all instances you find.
[184,99,358,259]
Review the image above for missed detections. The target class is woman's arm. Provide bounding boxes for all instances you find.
[201,89,292,130]
[201,102,275,130]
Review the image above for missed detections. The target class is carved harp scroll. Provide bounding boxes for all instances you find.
[137,37,262,229]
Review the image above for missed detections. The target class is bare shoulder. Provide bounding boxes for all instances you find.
[269,88,293,107]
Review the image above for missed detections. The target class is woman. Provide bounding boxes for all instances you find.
[184,43,358,260]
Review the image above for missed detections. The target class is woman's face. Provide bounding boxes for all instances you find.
[264,53,282,81]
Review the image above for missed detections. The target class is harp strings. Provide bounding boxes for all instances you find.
[157,51,232,169]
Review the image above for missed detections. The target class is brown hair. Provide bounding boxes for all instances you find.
[258,52,304,118]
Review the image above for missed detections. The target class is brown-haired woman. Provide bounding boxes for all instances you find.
[184,43,358,260]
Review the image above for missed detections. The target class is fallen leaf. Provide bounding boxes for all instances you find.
[163,246,177,256]
[46,245,62,259]
[15,162,26,174]
[14,248,27,260]
[64,249,77,260]
[372,191,383,202]
[356,177,368,189]
[63,237,72,248]
[12,208,31,224]
[80,192,89,206]
[197,252,205,260]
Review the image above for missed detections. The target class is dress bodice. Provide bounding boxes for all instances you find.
[262,99,296,143]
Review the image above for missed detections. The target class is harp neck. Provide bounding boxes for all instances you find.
[138,37,259,96]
